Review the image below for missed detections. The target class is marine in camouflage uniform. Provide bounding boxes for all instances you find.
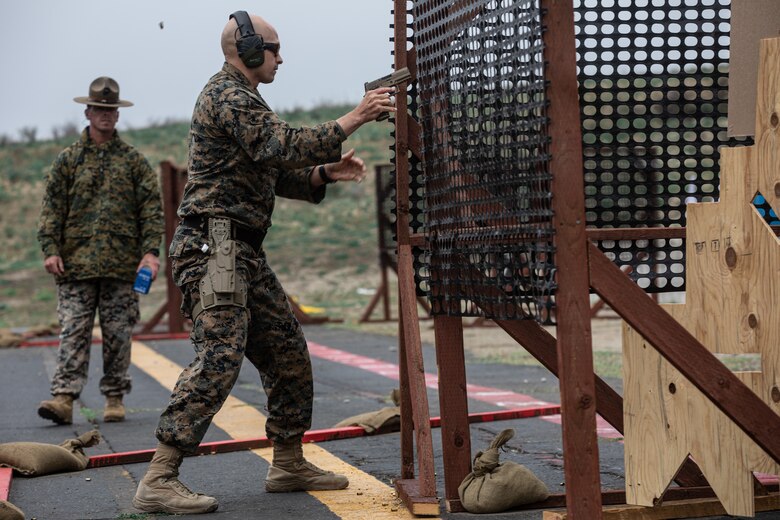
[155,61,347,451]
[37,77,164,425]
[134,12,395,515]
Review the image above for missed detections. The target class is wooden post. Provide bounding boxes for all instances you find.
[141,160,186,334]
[392,0,439,514]
[433,315,471,512]
[543,1,603,517]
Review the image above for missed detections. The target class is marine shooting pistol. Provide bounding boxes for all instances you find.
[364,67,412,121]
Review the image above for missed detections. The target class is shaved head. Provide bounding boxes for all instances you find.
[220,13,276,59]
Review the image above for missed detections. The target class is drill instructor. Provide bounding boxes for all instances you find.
[37,77,164,425]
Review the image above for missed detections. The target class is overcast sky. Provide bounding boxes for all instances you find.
[0,1,394,140]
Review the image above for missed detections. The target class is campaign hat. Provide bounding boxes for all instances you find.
[73,76,133,107]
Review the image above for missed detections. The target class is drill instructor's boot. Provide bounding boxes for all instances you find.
[37,394,73,425]
[265,437,349,492]
[133,442,218,514]
[103,395,125,422]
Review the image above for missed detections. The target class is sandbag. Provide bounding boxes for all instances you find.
[334,389,401,433]
[0,430,101,476]
[333,406,400,433]
[0,325,58,349]
[0,500,24,520]
[21,324,59,339]
[458,429,549,513]
[0,330,21,349]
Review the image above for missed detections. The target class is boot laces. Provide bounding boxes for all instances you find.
[163,476,201,497]
[297,459,331,476]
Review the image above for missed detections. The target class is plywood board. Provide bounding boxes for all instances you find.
[623,38,780,517]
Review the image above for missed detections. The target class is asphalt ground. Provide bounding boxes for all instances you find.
[1,325,778,520]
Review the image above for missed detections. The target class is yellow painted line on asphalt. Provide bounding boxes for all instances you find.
[131,340,425,519]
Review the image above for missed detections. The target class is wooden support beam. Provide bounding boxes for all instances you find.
[360,164,395,322]
[433,315,471,513]
[589,241,780,464]
[495,319,623,431]
[543,493,780,520]
[140,302,169,334]
[158,161,186,333]
[398,310,415,480]
[543,2,603,517]
[395,479,441,517]
[495,319,709,487]
[392,0,438,510]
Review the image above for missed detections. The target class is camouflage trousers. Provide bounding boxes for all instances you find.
[156,247,313,454]
[50,279,139,397]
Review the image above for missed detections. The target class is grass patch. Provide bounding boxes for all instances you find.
[470,349,544,368]
[467,347,760,382]
[470,347,625,380]
[33,288,55,302]
[593,351,623,379]
[80,406,98,423]
[0,103,393,329]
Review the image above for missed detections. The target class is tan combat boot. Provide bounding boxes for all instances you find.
[133,442,218,514]
[265,437,349,492]
[103,395,125,422]
[37,394,74,425]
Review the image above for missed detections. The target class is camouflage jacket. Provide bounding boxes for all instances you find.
[173,62,346,261]
[37,128,164,283]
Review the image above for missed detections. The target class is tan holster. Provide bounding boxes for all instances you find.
[191,218,248,321]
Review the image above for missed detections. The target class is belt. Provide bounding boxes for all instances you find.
[182,215,265,251]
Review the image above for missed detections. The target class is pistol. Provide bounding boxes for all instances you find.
[364,67,412,121]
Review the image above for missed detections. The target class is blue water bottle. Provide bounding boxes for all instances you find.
[133,266,153,295]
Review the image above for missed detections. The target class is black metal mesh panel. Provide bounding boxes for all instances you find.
[412,0,555,322]
[401,0,758,321]
[575,0,750,292]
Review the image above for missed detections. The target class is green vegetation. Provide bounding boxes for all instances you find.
[469,348,625,380]
[0,103,394,329]
[79,406,98,423]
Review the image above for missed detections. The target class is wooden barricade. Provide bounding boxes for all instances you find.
[390,3,780,519]
[621,38,780,518]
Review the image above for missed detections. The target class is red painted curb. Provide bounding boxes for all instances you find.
[430,405,561,428]
[18,331,191,348]
[0,467,12,501]
[87,406,561,469]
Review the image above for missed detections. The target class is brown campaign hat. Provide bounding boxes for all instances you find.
[73,76,133,107]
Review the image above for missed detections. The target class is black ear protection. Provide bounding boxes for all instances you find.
[230,10,266,68]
